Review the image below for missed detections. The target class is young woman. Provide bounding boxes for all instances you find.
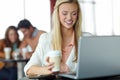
[0,26,21,80]
[24,0,82,77]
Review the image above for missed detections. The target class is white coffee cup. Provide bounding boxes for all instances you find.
[4,47,11,59]
[47,50,61,72]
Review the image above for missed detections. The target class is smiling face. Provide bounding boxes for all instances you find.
[59,2,78,30]
[8,29,18,43]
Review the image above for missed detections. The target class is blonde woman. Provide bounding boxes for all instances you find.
[24,0,82,77]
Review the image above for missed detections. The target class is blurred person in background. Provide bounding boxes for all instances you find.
[17,19,45,59]
[0,26,21,80]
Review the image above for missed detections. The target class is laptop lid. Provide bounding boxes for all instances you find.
[77,36,120,79]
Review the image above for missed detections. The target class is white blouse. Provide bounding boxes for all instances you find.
[24,32,92,76]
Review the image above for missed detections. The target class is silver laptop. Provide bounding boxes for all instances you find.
[58,36,120,79]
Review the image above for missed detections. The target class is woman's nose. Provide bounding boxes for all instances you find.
[67,14,72,20]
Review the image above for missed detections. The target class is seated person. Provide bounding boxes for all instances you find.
[0,26,21,80]
[24,0,83,78]
[17,19,45,59]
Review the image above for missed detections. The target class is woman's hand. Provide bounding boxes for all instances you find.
[39,62,54,75]
[27,61,54,77]
[60,62,69,73]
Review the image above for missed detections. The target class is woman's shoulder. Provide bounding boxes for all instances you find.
[38,33,51,44]
[40,33,51,39]
[0,39,5,44]
[0,39,6,49]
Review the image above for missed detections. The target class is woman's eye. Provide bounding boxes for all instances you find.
[62,12,67,15]
[72,13,77,15]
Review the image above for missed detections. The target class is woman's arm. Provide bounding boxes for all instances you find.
[0,39,5,58]
[0,40,5,69]
[26,63,54,77]
[0,52,5,58]
[24,33,53,77]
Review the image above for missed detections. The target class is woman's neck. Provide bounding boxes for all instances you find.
[61,27,74,42]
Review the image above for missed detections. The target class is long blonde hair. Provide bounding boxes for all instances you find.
[51,0,82,62]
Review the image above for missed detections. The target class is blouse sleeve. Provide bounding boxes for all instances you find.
[0,40,5,58]
[0,40,4,52]
[24,33,48,76]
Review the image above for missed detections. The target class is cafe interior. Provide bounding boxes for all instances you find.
[0,0,120,80]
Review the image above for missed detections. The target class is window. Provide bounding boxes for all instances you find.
[1,0,120,39]
[0,0,50,39]
[79,0,120,36]
[0,0,24,39]
[25,0,51,32]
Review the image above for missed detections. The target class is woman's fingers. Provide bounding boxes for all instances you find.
[48,62,54,66]
[43,57,54,75]
[46,62,54,70]
[44,65,53,75]
[47,65,54,70]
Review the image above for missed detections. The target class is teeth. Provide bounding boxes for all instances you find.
[65,21,73,24]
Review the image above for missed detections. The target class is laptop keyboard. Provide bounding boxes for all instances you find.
[63,72,76,76]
